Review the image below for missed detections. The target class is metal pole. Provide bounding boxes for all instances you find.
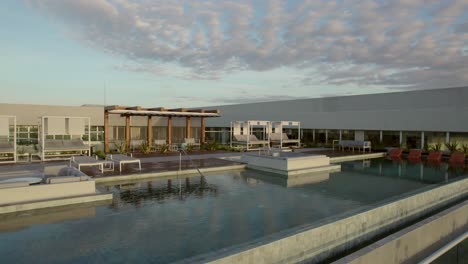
[13,117,17,162]
[88,117,91,156]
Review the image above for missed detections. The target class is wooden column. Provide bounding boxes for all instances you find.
[186,117,191,139]
[147,116,152,148]
[125,115,131,150]
[104,111,109,153]
[201,117,206,144]
[167,116,173,145]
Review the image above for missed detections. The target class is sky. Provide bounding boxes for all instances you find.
[0,0,467,107]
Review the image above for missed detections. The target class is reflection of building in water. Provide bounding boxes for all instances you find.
[0,206,98,233]
[108,176,218,208]
[341,158,467,184]
[240,170,330,188]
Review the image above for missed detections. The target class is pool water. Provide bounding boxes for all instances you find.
[0,158,466,263]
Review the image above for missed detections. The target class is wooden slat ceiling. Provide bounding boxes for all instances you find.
[105,106,220,117]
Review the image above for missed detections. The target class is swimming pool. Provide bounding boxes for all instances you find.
[0,158,466,263]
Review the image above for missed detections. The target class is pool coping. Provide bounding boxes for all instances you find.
[175,176,468,264]
[330,152,386,163]
[0,191,113,215]
[93,164,247,184]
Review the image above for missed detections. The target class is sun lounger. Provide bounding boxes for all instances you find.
[231,134,269,150]
[270,133,300,148]
[70,156,105,173]
[41,139,90,160]
[184,138,201,149]
[107,154,141,172]
[335,140,372,152]
[0,141,15,163]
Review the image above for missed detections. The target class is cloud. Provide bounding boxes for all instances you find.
[28,0,468,89]
[170,94,308,106]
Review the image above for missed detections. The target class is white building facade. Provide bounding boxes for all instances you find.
[1,86,467,151]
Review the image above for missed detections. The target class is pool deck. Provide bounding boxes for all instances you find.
[0,149,385,184]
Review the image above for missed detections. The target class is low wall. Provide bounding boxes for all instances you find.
[334,201,468,264]
[197,177,468,264]
[242,153,330,171]
[330,152,386,163]
[0,181,96,206]
[94,164,246,184]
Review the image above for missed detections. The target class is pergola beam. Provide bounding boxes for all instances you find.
[104,111,109,153]
[125,115,131,151]
[104,106,220,152]
[147,116,152,148]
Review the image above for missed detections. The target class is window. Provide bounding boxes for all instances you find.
[16,125,39,145]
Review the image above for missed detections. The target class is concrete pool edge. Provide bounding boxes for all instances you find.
[330,152,386,163]
[0,192,113,215]
[332,200,468,264]
[246,164,341,176]
[180,177,468,264]
[93,164,247,184]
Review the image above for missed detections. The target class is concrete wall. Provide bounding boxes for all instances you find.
[197,177,468,264]
[0,181,96,206]
[2,87,468,132]
[334,200,468,264]
[0,104,103,126]
[205,86,468,132]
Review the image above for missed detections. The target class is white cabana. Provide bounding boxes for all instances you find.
[230,120,270,150]
[0,116,16,163]
[269,121,301,149]
[40,116,91,160]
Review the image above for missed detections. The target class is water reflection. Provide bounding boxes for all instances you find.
[239,170,330,188]
[0,205,101,233]
[102,176,218,209]
[341,158,468,184]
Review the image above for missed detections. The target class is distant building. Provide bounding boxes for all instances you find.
[1,86,467,151]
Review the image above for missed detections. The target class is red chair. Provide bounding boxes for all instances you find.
[449,152,466,165]
[427,151,442,162]
[407,149,422,161]
[388,148,403,159]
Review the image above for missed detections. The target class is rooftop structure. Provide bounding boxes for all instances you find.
[104,106,220,153]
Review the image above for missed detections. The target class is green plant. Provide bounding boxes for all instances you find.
[157,144,170,154]
[17,147,26,155]
[139,142,152,154]
[203,141,218,151]
[445,142,459,153]
[185,144,194,152]
[428,143,442,151]
[94,150,106,159]
[114,142,127,154]
[462,144,468,155]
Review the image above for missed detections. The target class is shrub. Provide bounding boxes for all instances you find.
[139,142,152,154]
[203,141,218,151]
[94,150,106,159]
[445,142,459,153]
[114,142,127,154]
[428,143,442,151]
[462,144,468,155]
[157,144,170,154]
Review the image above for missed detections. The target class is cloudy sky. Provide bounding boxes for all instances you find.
[1,0,467,107]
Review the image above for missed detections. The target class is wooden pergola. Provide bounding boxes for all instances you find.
[104,106,220,153]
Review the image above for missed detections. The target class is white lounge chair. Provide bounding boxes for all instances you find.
[107,154,141,172]
[232,134,269,150]
[270,133,300,148]
[70,156,106,173]
[42,139,90,160]
[184,138,201,149]
[0,141,15,163]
